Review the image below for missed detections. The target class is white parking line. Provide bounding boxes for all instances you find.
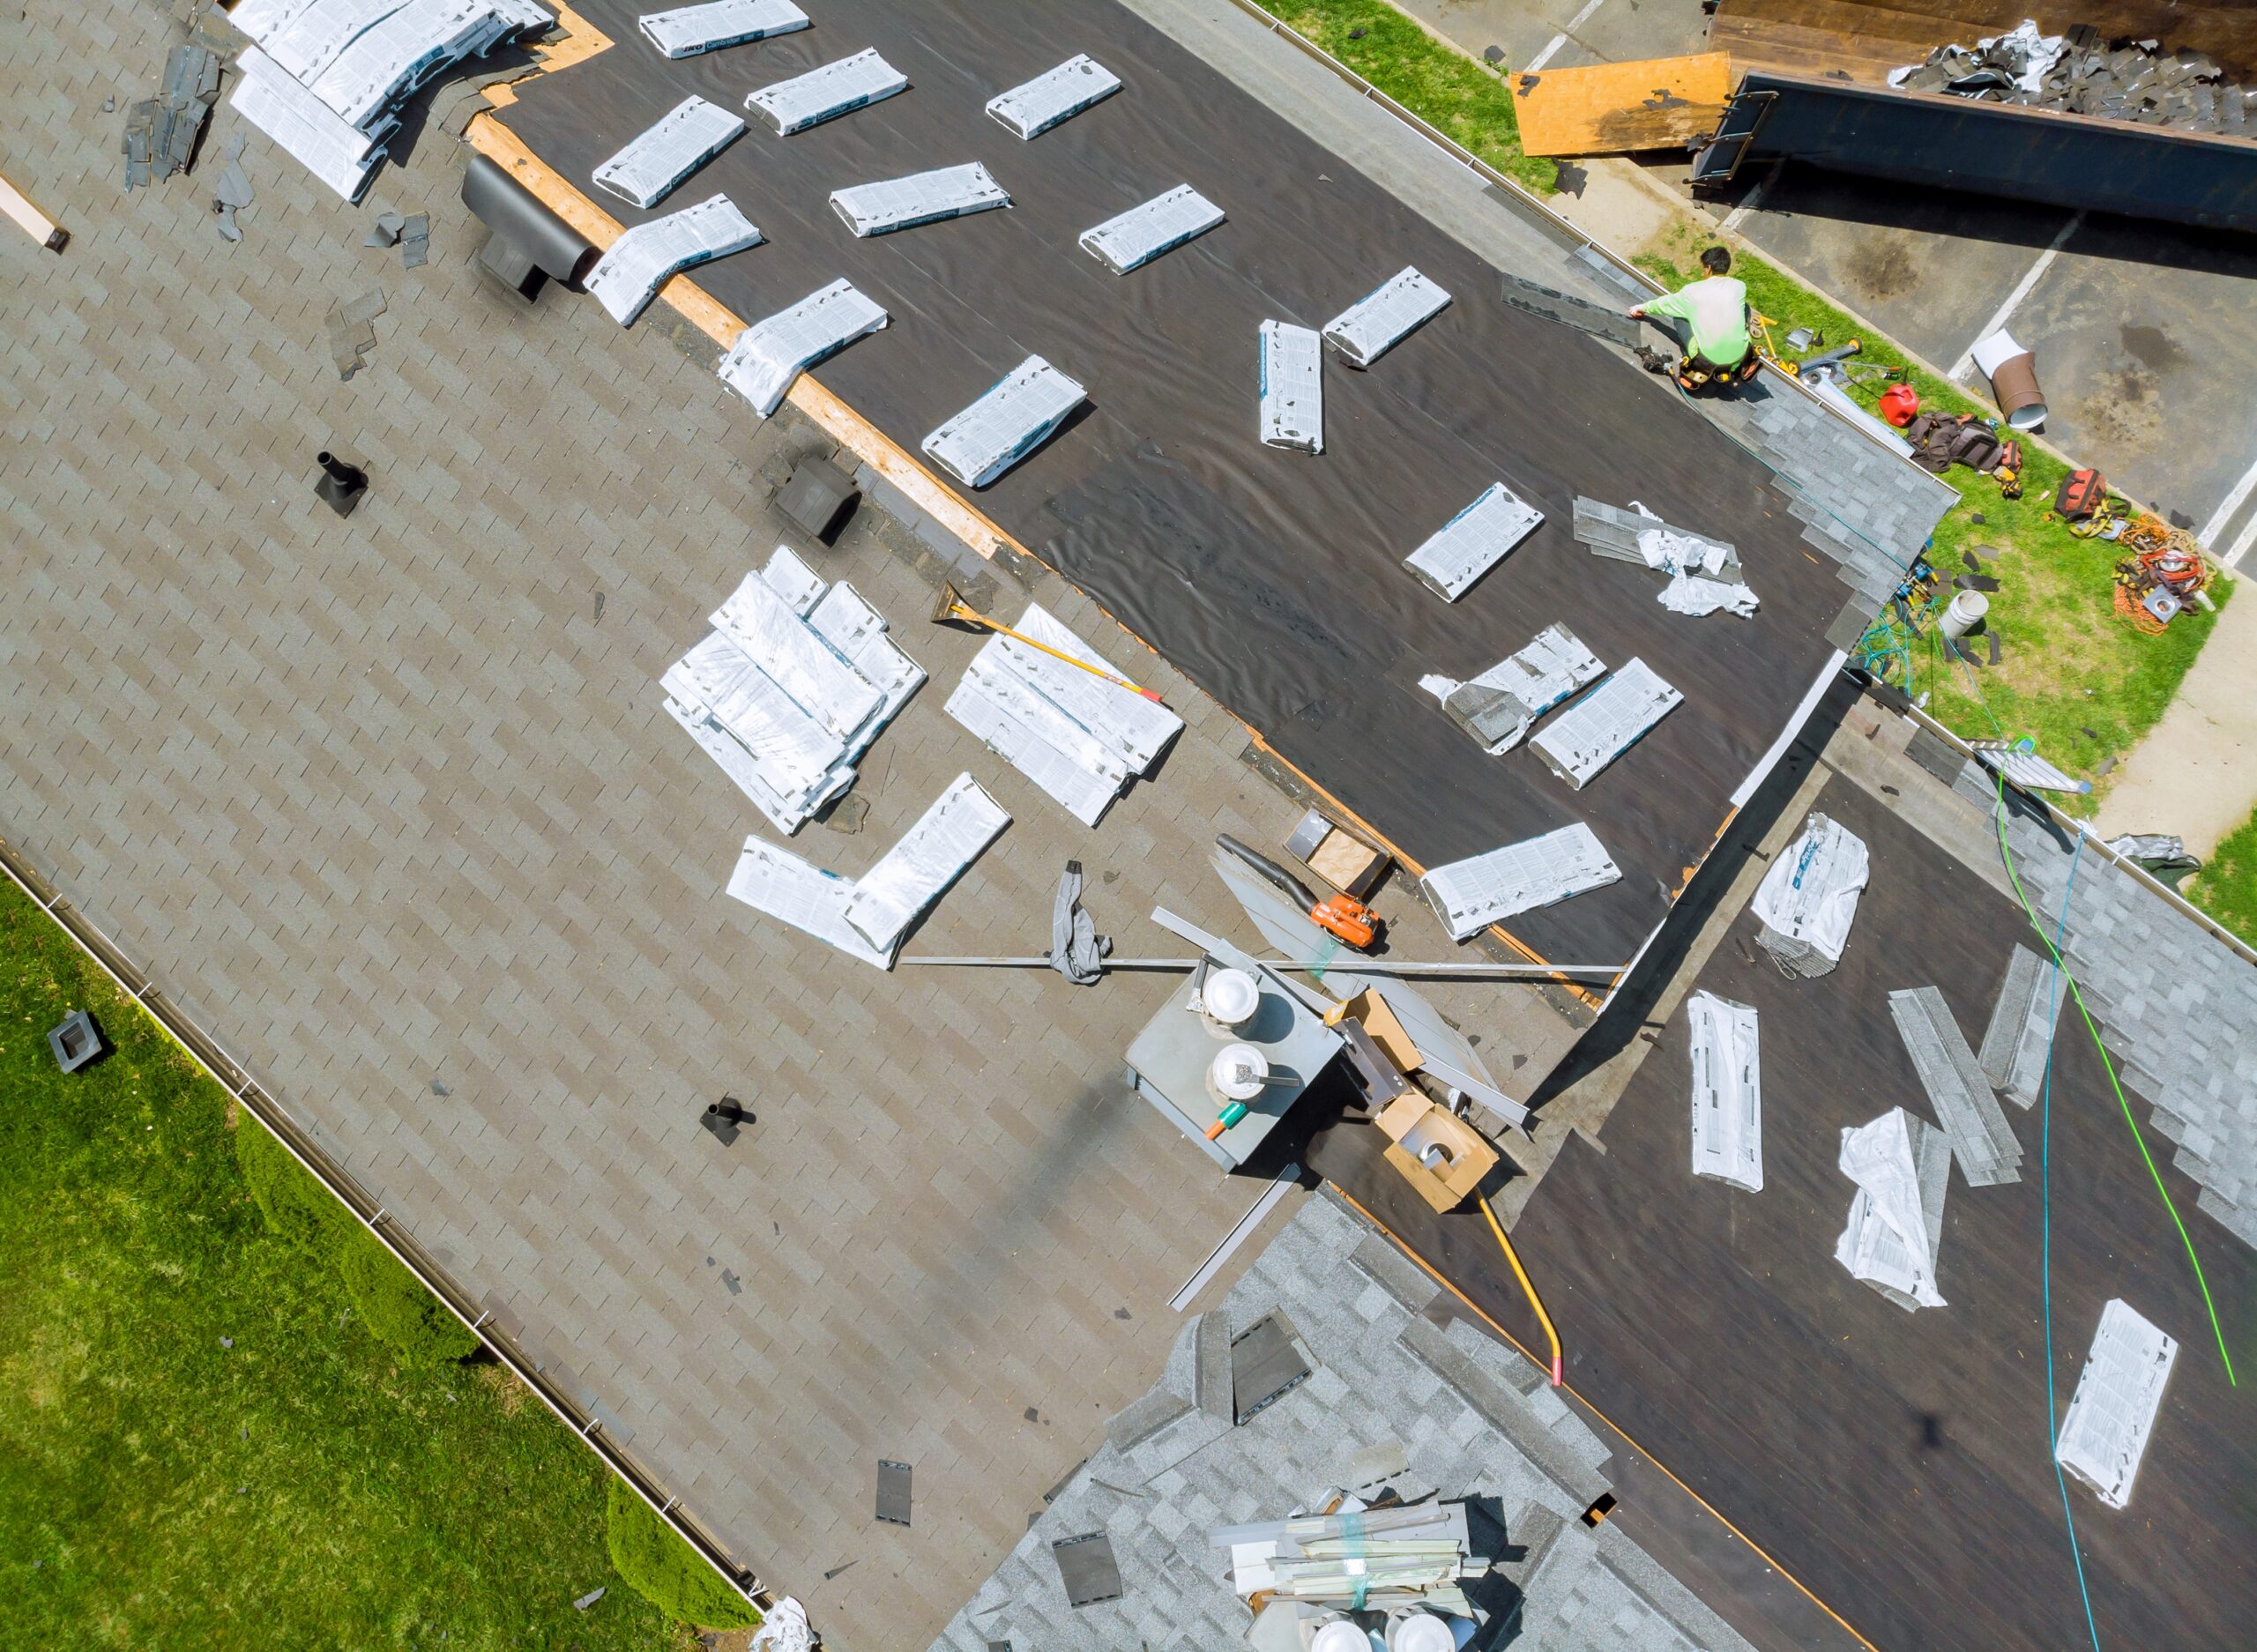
[2227,509,2257,570]
[2198,450,2257,558]
[1524,0,1608,73]
[1947,211,2083,382]
[1721,160,1782,234]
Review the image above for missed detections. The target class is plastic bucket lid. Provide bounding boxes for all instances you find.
[1210,1043,1269,1101]
[1387,1614,1458,1652]
[1969,329,2025,378]
[1201,967,1260,1025]
[1312,1624,1374,1652]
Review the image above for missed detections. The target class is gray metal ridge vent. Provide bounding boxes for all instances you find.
[1888,986,2023,1187]
[986,53,1121,139]
[592,94,745,209]
[1256,319,1322,454]
[830,162,1010,238]
[1078,183,1225,274]
[637,0,806,59]
[1321,265,1451,368]
[745,47,908,135]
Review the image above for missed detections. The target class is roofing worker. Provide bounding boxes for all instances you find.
[1630,246,1757,389]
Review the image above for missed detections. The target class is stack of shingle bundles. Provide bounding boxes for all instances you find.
[660,547,925,835]
[229,0,550,201]
[586,193,762,325]
[945,604,1182,827]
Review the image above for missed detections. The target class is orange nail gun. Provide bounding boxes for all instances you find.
[1216,835,1382,951]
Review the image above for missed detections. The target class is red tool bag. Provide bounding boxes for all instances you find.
[2055,468,2107,520]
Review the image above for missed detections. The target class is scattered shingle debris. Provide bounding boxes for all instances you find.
[1894,21,2256,137]
[124,43,220,190]
[212,134,253,242]
[572,1586,607,1611]
[325,290,387,381]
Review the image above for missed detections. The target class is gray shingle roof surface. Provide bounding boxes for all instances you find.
[927,1193,1757,1652]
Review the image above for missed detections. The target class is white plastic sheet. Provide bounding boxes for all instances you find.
[637,0,806,59]
[1687,992,1762,1191]
[920,356,1085,489]
[726,837,892,969]
[1257,320,1322,454]
[2055,1299,2177,1510]
[986,54,1121,138]
[1835,1108,1948,1311]
[1419,623,1603,755]
[1529,658,1682,790]
[231,45,391,201]
[1752,812,1869,974]
[586,193,761,326]
[828,163,1009,238]
[1404,483,1542,601]
[1419,824,1620,941]
[716,279,888,418]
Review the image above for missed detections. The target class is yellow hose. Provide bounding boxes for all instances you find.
[1481,1194,1562,1386]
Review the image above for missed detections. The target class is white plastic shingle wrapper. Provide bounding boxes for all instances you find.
[1078,184,1224,274]
[231,0,326,46]
[1834,1108,1948,1311]
[746,48,907,133]
[1322,266,1451,368]
[717,279,889,418]
[593,96,745,209]
[1404,482,1544,601]
[663,631,841,797]
[1752,812,1870,974]
[709,566,883,741]
[726,837,893,969]
[637,0,806,58]
[2055,1299,2178,1509]
[1257,320,1322,454]
[1419,624,1604,755]
[828,163,1010,237]
[586,193,761,326]
[1529,658,1683,789]
[1419,824,1620,941]
[921,356,1086,489]
[986,54,1121,138]
[265,0,412,82]
[1627,503,1758,617]
[231,46,391,201]
[842,775,1011,951]
[310,0,538,131]
[1687,991,1762,1192]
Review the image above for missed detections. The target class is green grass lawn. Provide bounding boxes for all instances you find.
[2186,806,2257,941]
[1252,0,1558,192]
[0,874,695,1651]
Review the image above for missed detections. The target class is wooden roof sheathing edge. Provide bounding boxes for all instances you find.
[1510,53,1734,158]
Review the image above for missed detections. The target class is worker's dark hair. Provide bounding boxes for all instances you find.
[1699,246,1732,276]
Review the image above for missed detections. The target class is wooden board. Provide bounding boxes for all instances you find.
[1710,14,1938,86]
[1511,54,1735,157]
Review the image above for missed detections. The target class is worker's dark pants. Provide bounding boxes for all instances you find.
[1646,314,1745,372]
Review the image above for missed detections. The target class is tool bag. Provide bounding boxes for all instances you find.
[1903,413,2005,476]
[2055,467,2107,520]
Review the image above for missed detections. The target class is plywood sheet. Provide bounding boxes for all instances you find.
[1511,54,1734,158]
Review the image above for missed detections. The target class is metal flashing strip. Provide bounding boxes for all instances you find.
[2055,1299,2178,1510]
[1257,320,1322,454]
[920,355,1086,489]
[1419,823,1620,941]
[1835,1107,1949,1311]
[1423,623,1603,755]
[986,53,1121,138]
[1078,183,1225,274]
[1978,944,2054,1111]
[1888,986,2022,1187]
[1687,990,1762,1192]
[1404,481,1543,601]
[716,279,889,418]
[828,162,1009,238]
[586,193,761,326]
[231,46,391,201]
[746,48,907,135]
[637,0,806,59]
[1321,265,1450,368]
[842,774,1011,951]
[1529,659,1682,790]
[592,95,745,209]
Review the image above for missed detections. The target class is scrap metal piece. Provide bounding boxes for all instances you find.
[1687,990,1762,1192]
[828,162,1009,238]
[842,774,1011,951]
[1419,824,1620,941]
[987,54,1121,138]
[1751,812,1868,978]
[1404,482,1545,602]
[2055,1299,2178,1509]
[586,192,762,325]
[875,1460,912,1526]
[920,355,1086,489]
[1053,1532,1123,1609]
[592,95,745,210]
[1078,183,1224,273]
[1978,943,2056,1110]
[1529,658,1682,789]
[746,48,907,134]
[1970,739,2092,795]
[1322,265,1451,368]
[716,279,889,418]
[1888,986,2022,1186]
[1256,319,1322,454]
[1420,623,1603,755]
[1835,1107,1949,1311]
[637,0,807,59]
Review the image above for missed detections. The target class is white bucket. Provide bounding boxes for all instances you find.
[1386,1612,1462,1652]
[1940,589,1989,639]
[1200,967,1260,1029]
[1969,329,2026,377]
[1210,1043,1270,1102]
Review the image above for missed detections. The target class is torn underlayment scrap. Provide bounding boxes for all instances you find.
[1256,320,1322,454]
[2054,1299,2178,1510]
[592,95,745,210]
[1751,812,1868,978]
[921,356,1086,489]
[717,279,889,418]
[747,48,908,134]
[1419,824,1620,941]
[945,603,1182,826]
[586,193,761,326]
[1573,496,1756,617]
[986,54,1121,138]
[1687,991,1762,1192]
[1888,986,2022,1186]
[661,547,924,834]
[1529,658,1682,790]
[829,163,1009,238]
[1978,943,2057,1111]
[1078,184,1225,274]
[842,776,1011,951]
[1835,1106,1949,1311]
[637,0,808,60]
[1404,482,1545,602]
[1322,265,1451,368]
[1420,624,1604,755]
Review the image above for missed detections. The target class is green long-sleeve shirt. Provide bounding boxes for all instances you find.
[1643,276,1749,367]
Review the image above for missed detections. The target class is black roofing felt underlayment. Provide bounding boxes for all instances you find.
[498,0,1951,964]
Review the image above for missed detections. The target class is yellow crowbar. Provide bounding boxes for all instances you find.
[929,581,1165,703]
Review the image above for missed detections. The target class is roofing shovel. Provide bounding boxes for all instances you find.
[928,581,1165,703]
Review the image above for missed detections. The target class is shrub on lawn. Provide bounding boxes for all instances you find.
[605,1479,763,1629]
[337,1222,480,1366]
[235,1114,352,1260]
